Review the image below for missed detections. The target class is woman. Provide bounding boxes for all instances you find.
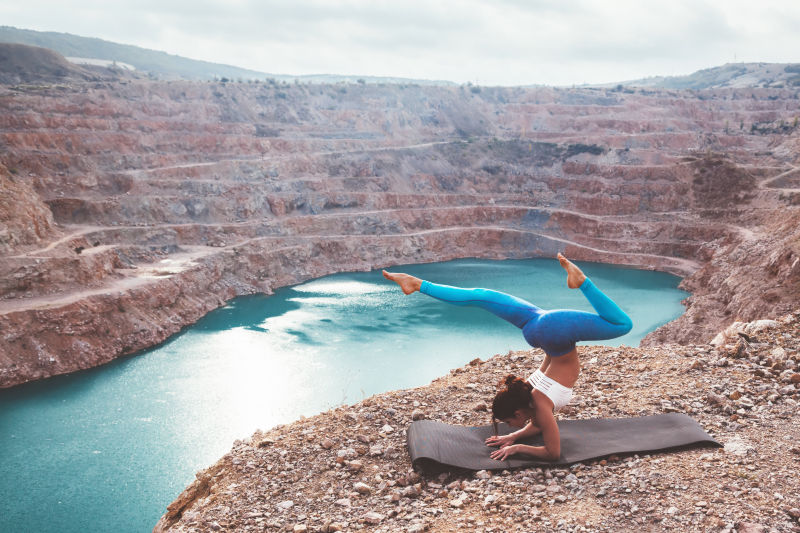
[382,253,632,461]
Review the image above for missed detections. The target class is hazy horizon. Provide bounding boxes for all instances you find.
[1,1,799,86]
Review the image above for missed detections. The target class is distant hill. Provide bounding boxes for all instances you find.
[606,62,800,90]
[0,26,455,85]
[0,42,105,84]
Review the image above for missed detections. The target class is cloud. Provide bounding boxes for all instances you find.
[1,0,799,85]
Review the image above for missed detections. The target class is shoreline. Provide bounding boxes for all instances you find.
[0,241,696,389]
[154,311,800,532]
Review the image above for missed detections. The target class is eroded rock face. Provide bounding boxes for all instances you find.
[0,163,59,254]
[1,80,799,386]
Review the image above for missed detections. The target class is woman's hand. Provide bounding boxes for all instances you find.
[485,433,516,447]
[490,444,520,461]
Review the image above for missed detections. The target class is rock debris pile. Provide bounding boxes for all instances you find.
[155,311,800,532]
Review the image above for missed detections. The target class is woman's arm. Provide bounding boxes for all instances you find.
[490,396,561,461]
[485,420,542,446]
[538,354,552,373]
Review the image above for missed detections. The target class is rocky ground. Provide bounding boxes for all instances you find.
[155,312,800,533]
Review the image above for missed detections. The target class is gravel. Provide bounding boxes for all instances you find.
[155,311,800,532]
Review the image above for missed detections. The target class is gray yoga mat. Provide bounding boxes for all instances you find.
[407,413,721,471]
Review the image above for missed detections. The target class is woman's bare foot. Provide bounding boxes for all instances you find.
[557,253,586,289]
[382,270,422,295]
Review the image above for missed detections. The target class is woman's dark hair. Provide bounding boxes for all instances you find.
[491,374,533,433]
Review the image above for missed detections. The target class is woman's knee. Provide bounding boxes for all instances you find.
[617,315,633,335]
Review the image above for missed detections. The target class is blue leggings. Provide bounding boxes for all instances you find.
[419,278,633,356]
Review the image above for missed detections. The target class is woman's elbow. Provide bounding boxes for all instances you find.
[546,446,560,461]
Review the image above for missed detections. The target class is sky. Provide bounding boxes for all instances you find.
[2,0,799,86]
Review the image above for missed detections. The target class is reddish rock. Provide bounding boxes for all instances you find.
[1,81,799,387]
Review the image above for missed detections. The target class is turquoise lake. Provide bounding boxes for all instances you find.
[0,258,689,532]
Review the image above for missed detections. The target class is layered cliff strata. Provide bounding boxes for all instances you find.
[1,80,799,387]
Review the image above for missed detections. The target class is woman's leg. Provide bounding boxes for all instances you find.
[382,270,540,329]
[419,281,541,329]
[530,254,632,352]
[558,253,632,328]
[578,278,633,329]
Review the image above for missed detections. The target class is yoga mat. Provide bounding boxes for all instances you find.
[407,413,721,471]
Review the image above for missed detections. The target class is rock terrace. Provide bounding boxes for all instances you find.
[1,80,799,387]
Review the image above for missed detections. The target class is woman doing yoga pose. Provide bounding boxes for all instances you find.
[383,253,632,461]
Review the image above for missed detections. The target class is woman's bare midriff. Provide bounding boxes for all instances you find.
[543,347,581,388]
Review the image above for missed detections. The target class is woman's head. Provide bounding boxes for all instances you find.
[492,374,534,432]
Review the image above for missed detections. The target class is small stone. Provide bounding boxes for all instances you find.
[381,424,394,433]
[411,409,425,420]
[554,495,568,503]
[363,511,385,525]
[369,445,383,456]
[729,391,742,400]
[320,438,334,449]
[473,402,488,411]
[695,500,707,507]
[736,523,770,533]
[707,392,726,406]
[475,470,491,480]
[325,523,343,532]
[335,498,351,508]
[354,444,369,455]
[383,445,398,459]
[346,460,363,472]
[666,506,678,515]
[402,485,421,498]
[790,373,800,384]
[293,525,308,533]
[277,500,294,511]
[337,448,357,459]
[450,498,464,508]
[357,434,371,444]
[354,482,372,494]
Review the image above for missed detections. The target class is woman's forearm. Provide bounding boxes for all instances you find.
[538,354,551,373]
[515,444,559,461]
[511,421,541,440]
